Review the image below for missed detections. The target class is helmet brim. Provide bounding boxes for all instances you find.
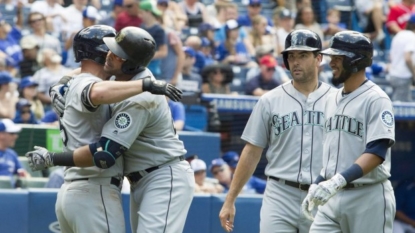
[321,48,355,58]
[281,45,320,54]
[103,37,130,60]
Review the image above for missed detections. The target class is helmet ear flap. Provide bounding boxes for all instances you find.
[282,53,290,70]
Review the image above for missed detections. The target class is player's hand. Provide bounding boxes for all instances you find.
[302,184,318,221]
[219,201,236,232]
[309,173,347,207]
[25,146,54,171]
[142,77,183,102]
[50,76,72,117]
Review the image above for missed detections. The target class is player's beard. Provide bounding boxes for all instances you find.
[331,69,352,86]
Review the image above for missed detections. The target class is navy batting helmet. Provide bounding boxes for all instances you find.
[73,25,116,65]
[103,27,156,75]
[321,31,373,73]
[281,29,322,70]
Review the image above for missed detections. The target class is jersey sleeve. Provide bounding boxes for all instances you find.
[100,100,151,149]
[241,97,270,148]
[366,97,395,147]
[68,77,101,113]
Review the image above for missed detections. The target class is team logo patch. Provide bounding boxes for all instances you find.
[380,110,394,127]
[114,112,131,130]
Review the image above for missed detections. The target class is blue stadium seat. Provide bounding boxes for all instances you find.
[184,104,208,131]
[230,66,248,94]
[0,4,16,25]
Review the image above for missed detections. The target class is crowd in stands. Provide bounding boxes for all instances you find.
[1,0,415,230]
[0,0,413,127]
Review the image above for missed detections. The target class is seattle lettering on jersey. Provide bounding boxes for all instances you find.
[325,114,364,138]
[271,110,325,136]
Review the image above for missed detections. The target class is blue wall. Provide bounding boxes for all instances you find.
[0,190,262,233]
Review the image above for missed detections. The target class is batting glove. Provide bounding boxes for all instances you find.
[49,76,72,117]
[142,77,183,102]
[25,146,55,171]
[301,184,318,221]
[309,173,347,207]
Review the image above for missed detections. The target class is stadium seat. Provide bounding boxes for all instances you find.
[0,176,13,189]
[185,104,208,131]
[0,4,16,25]
[18,157,43,178]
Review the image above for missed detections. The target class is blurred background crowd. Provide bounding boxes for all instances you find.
[1,0,415,231]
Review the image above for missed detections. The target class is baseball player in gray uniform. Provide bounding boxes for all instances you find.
[26,25,182,233]
[219,29,336,233]
[302,31,396,233]
[28,27,194,233]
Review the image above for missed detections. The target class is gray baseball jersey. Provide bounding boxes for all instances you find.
[60,73,123,180]
[100,74,194,233]
[242,81,335,233]
[311,80,396,233]
[100,76,187,174]
[242,81,335,184]
[321,80,395,183]
[56,73,125,233]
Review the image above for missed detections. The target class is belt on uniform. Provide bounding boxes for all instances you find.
[269,176,310,191]
[70,177,121,188]
[343,182,372,189]
[127,156,185,184]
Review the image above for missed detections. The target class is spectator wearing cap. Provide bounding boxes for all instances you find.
[23,12,62,57]
[213,3,255,57]
[33,48,71,107]
[210,158,260,194]
[82,5,101,27]
[178,0,208,28]
[222,151,266,194]
[157,0,188,31]
[200,37,215,65]
[246,45,290,84]
[18,77,44,120]
[139,0,167,78]
[13,98,39,124]
[98,0,124,27]
[237,0,273,30]
[245,55,281,96]
[159,17,185,85]
[273,8,295,54]
[0,71,18,119]
[215,19,255,67]
[201,63,235,94]
[198,23,216,53]
[114,0,142,31]
[0,15,23,74]
[0,118,30,187]
[184,36,206,74]
[387,0,415,35]
[191,158,224,193]
[389,13,415,102]
[18,36,40,78]
[177,47,203,93]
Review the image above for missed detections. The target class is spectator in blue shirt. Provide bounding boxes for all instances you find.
[139,0,167,77]
[200,37,215,66]
[184,36,206,74]
[0,119,30,182]
[215,19,255,67]
[210,158,265,194]
[245,55,280,96]
[222,151,266,194]
[168,98,185,131]
[13,98,39,124]
[0,17,23,71]
[394,178,415,233]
